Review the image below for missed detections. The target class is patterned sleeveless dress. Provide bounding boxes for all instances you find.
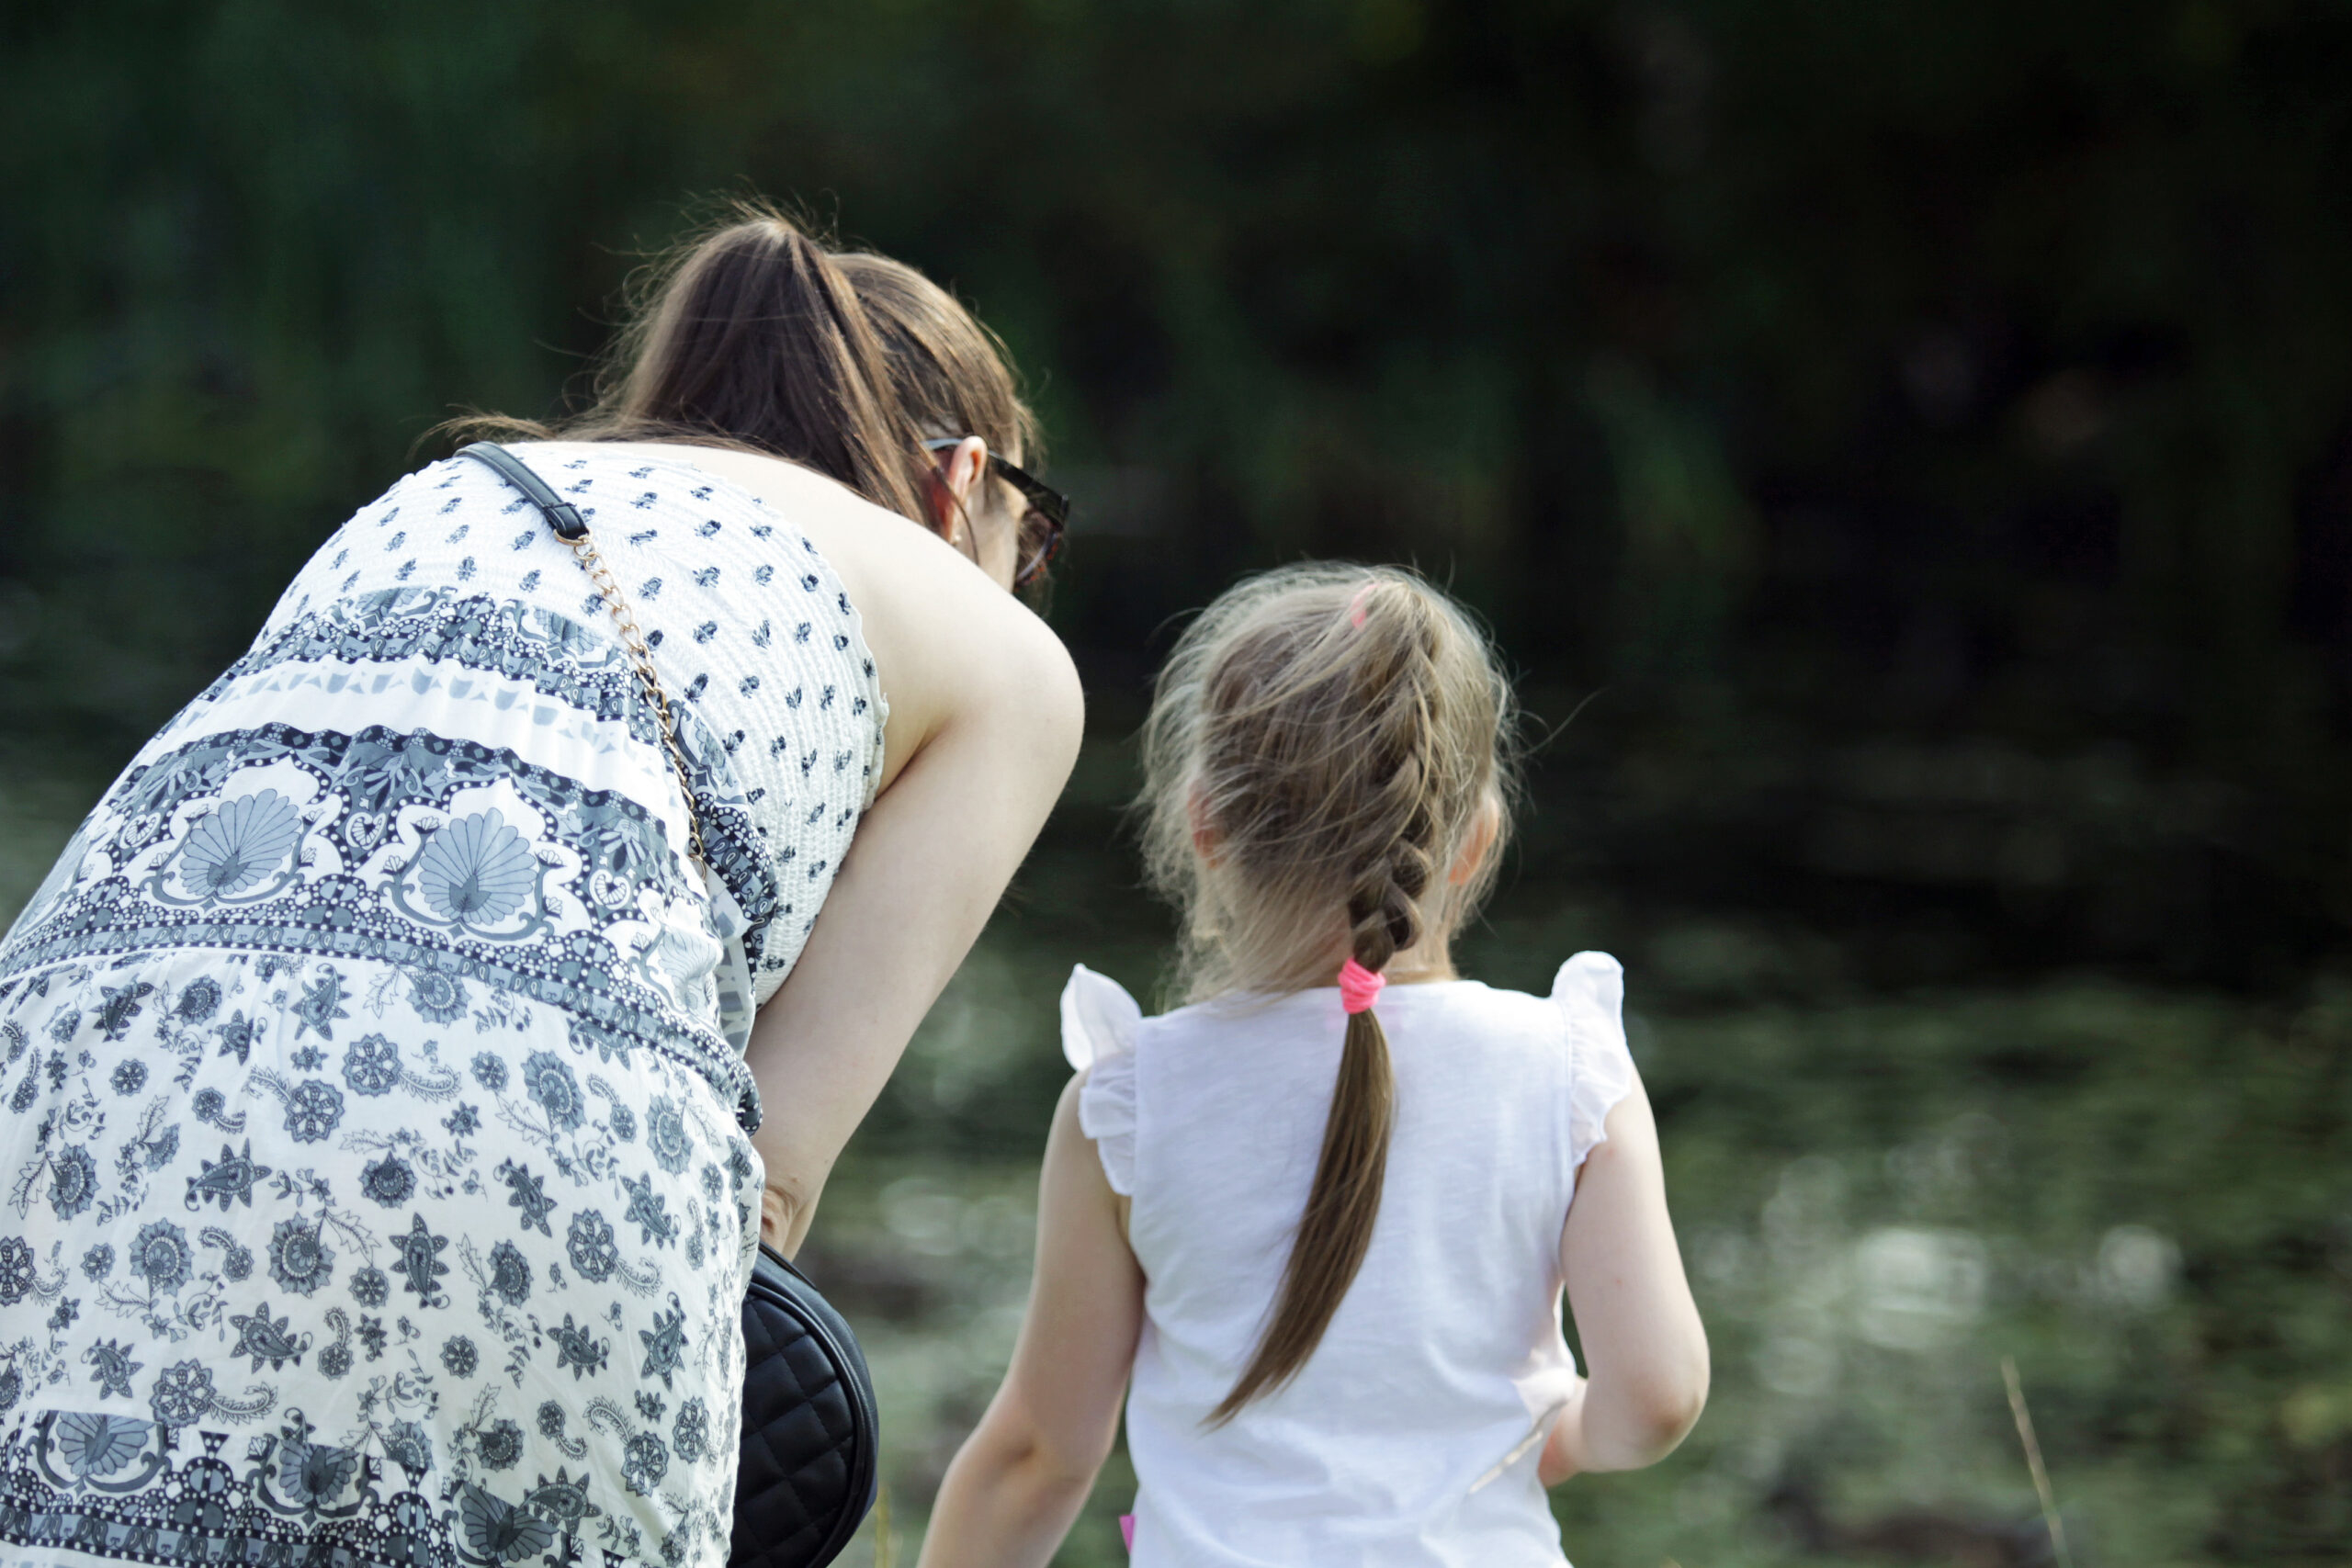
[0,444,887,1568]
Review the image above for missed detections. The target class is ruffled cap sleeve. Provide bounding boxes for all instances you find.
[1062,964,1143,1196]
[1553,952,1636,1174]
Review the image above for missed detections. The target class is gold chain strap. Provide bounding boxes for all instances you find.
[564,530,709,868]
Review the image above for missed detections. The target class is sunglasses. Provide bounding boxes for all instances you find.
[922,437,1069,588]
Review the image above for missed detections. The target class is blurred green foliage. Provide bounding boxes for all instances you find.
[6,0,2350,984]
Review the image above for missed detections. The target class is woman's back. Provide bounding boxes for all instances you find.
[566,439,1039,805]
[0,440,894,1568]
[251,442,887,998]
[0,199,1086,1568]
[1067,955,1635,1567]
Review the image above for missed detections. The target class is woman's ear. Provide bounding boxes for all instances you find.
[924,435,989,544]
[1448,793,1502,886]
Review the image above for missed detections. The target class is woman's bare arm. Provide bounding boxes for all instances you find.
[918,1075,1145,1567]
[742,517,1083,1252]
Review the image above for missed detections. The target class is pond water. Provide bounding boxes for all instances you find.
[3,746,2345,1567]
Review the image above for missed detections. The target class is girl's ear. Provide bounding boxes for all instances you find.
[1448,792,1502,886]
[1187,783,1224,867]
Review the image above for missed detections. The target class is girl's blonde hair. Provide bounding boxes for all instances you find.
[1138,563,1518,1420]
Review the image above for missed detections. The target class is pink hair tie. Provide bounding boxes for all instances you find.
[1347,582,1374,629]
[1338,957,1385,1014]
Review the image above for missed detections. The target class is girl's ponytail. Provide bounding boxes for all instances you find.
[1207,596,1444,1424]
[1206,950,1401,1424]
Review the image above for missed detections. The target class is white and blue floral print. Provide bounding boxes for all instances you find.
[0,446,887,1568]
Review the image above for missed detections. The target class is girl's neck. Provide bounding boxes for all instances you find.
[1377,942,1459,987]
[1374,926,1458,987]
[1221,935,1460,998]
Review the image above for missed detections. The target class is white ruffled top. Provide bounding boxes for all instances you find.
[1059,955,1638,1568]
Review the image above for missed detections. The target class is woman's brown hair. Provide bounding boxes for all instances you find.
[1138,565,1517,1421]
[450,199,1036,533]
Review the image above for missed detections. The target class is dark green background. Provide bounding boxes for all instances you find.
[6,3,2351,1562]
[7,0,2352,983]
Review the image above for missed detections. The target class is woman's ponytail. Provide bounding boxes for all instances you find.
[611,214,933,524]
[444,199,1042,535]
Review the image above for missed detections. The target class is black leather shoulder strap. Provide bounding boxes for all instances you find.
[456,441,590,540]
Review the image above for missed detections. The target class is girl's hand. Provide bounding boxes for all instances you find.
[1537,1376,1590,1487]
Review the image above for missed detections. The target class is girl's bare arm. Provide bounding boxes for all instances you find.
[918,1075,1145,1567]
[1554,1072,1710,1473]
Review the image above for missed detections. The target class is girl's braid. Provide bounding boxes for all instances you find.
[1342,598,1444,973]
[1178,565,1517,1422]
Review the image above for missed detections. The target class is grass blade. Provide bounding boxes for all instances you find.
[2002,1354,2075,1568]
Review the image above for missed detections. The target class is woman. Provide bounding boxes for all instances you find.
[0,205,1081,1568]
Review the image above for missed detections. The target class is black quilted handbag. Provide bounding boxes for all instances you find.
[730,1244,881,1568]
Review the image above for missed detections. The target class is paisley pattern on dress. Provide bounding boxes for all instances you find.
[0,446,888,1568]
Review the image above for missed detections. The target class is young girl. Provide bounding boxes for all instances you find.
[919,566,1708,1566]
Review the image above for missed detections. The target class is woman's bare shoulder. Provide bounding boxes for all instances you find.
[610,442,1078,791]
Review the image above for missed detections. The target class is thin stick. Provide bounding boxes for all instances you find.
[2002,1355,2074,1568]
